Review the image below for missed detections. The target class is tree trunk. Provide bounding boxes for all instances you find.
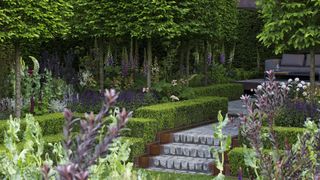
[129,38,134,70]
[229,42,236,68]
[179,43,185,77]
[95,38,104,91]
[134,38,139,69]
[147,39,152,88]
[186,41,191,78]
[204,41,208,85]
[14,43,22,118]
[310,48,316,94]
[256,48,260,72]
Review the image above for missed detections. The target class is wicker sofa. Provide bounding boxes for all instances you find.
[265,54,320,78]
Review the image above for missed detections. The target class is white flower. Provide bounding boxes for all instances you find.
[257,85,263,90]
[296,88,300,91]
[301,81,306,85]
[281,84,286,89]
[280,82,285,86]
[303,92,308,96]
[295,77,300,82]
[171,80,178,86]
[170,95,179,101]
[288,78,293,83]
[307,82,311,86]
[303,86,307,90]
[297,83,303,88]
[286,87,290,91]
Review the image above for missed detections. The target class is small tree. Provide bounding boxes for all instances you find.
[0,0,73,117]
[257,0,320,91]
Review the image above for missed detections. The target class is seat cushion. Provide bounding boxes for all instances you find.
[279,66,310,72]
[280,54,305,66]
[305,54,320,67]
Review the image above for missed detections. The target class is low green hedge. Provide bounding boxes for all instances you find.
[0,113,65,144]
[125,118,160,143]
[135,96,228,130]
[192,83,243,100]
[239,126,305,149]
[228,147,248,177]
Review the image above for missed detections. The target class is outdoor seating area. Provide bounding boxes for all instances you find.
[0,0,320,179]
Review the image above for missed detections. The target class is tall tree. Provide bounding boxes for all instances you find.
[257,0,320,91]
[130,0,180,88]
[0,0,73,118]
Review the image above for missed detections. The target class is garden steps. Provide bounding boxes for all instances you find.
[138,119,240,175]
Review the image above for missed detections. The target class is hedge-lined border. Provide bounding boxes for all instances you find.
[239,126,305,149]
[192,83,243,100]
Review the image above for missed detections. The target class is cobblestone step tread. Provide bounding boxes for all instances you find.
[146,167,212,175]
[150,155,214,172]
[162,143,219,158]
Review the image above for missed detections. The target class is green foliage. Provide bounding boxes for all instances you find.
[230,9,274,70]
[153,79,195,102]
[192,83,243,100]
[228,147,247,177]
[210,64,230,84]
[0,114,49,179]
[0,113,79,144]
[274,106,307,127]
[0,0,73,42]
[135,96,228,130]
[212,111,232,180]
[239,126,305,150]
[90,139,137,179]
[120,137,145,162]
[125,118,159,143]
[256,0,320,54]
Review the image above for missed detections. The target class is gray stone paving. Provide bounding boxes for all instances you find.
[228,100,247,116]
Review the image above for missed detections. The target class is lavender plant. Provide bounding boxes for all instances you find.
[240,70,320,179]
[42,89,133,180]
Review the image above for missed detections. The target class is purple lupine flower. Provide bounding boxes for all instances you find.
[219,53,225,64]
[207,53,212,65]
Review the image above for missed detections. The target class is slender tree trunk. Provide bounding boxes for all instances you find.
[95,38,104,91]
[310,48,316,94]
[256,48,260,72]
[134,38,139,69]
[179,43,185,77]
[186,41,191,78]
[130,38,134,70]
[14,43,22,118]
[229,42,236,68]
[147,39,152,88]
[204,41,208,85]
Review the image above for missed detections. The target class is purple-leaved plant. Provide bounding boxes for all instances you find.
[240,70,320,179]
[42,89,132,180]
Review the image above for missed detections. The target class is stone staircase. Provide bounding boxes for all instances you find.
[137,119,240,175]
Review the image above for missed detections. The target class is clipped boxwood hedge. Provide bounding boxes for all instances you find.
[0,113,65,144]
[125,118,160,143]
[134,96,228,130]
[192,83,243,100]
[228,147,247,177]
[239,126,305,149]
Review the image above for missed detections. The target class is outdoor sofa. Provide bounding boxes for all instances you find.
[265,54,320,79]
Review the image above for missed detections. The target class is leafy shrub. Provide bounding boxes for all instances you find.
[135,96,228,130]
[188,74,206,87]
[0,114,49,179]
[125,118,160,143]
[210,64,230,84]
[192,83,243,100]
[120,137,145,162]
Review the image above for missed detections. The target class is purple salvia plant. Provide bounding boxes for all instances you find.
[207,53,212,66]
[219,53,225,64]
[42,89,132,180]
[240,70,320,179]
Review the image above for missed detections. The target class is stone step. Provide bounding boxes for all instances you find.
[172,123,239,145]
[150,155,214,173]
[162,143,218,159]
[146,167,212,175]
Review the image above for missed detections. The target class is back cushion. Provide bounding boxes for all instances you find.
[305,54,320,67]
[281,54,305,66]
